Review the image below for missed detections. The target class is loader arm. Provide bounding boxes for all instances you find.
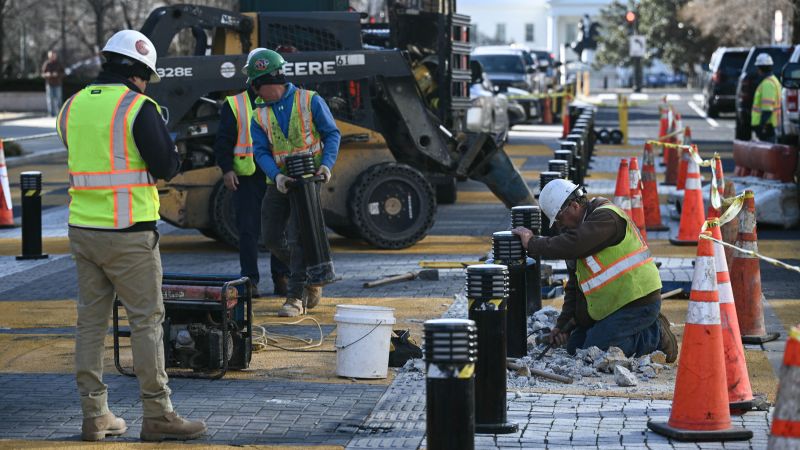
[140,5,253,57]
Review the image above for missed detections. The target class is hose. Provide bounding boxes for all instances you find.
[251,316,336,353]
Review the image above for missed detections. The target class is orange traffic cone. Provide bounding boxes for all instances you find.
[663,144,679,186]
[0,140,14,228]
[729,190,780,344]
[673,112,683,144]
[670,150,705,245]
[542,96,553,125]
[676,127,692,190]
[706,219,757,413]
[628,157,647,240]
[768,326,800,449]
[647,231,752,442]
[720,181,739,268]
[707,153,725,218]
[613,158,632,218]
[561,95,571,138]
[641,143,668,231]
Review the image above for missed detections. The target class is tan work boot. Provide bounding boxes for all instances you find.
[140,411,206,442]
[278,297,304,317]
[81,412,127,441]
[658,313,678,363]
[304,285,322,310]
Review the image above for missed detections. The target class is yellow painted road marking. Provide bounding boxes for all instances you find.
[330,234,491,254]
[648,238,800,260]
[456,190,503,204]
[504,144,554,157]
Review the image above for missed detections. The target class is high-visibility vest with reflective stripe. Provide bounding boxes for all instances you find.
[225,91,256,176]
[254,89,322,183]
[57,84,160,229]
[575,204,662,321]
[751,74,781,128]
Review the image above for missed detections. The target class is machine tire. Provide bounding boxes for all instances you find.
[327,223,362,239]
[349,163,436,249]
[436,176,458,205]
[209,180,239,248]
[199,228,220,240]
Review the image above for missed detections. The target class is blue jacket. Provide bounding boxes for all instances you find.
[251,83,341,182]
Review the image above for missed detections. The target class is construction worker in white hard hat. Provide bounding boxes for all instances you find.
[213,47,290,298]
[57,29,206,442]
[512,179,677,362]
[751,53,781,142]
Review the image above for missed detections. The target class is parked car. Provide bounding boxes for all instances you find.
[780,45,800,145]
[702,47,748,117]
[471,46,538,93]
[467,60,509,140]
[735,45,794,140]
[529,49,558,89]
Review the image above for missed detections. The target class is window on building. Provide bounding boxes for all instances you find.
[525,23,535,42]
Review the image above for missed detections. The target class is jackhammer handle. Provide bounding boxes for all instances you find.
[286,174,326,189]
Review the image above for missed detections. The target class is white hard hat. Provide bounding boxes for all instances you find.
[755,53,774,67]
[242,47,268,74]
[102,30,160,82]
[539,178,581,228]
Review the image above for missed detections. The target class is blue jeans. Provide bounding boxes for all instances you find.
[45,84,62,117]
[234,174,289,285]
[567,299,661,357]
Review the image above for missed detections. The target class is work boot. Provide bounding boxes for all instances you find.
[657,313,678,363]
[304,285,322,310]
[81,412,127,441]
[278,297,304,317]
[273,274,289,297]
[140,412,206,442]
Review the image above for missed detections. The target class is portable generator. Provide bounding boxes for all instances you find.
[113,273,252,379]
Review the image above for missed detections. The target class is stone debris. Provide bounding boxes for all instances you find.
[593,346,632,373]
[614,366,638,387]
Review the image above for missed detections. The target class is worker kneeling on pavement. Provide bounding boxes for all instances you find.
[57,30,206,441]
[512,179,677,362]
[249,49,341,317]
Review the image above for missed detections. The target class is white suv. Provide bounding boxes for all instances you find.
[781,45,800,145]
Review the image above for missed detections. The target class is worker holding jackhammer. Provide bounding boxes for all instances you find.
[213,47,291,298]
[57,30,206,441]
[512,179,677,362]
[249,49,341,317]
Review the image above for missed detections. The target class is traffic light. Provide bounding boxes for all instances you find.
[625,11,636,24]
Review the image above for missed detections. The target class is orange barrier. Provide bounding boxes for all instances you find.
[647,231,752,442]
[768,326,800,449]
[729,190,780,344]
[613,158,632,218]
[707,154,725,218]
[628,157,647,240]
[641,143,668,231]
[732,139,798,182]
[0,140,14,228]
[706,219,755,414]
[670,150,704,245]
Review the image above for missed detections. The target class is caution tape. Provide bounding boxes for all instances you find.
[507,91,573,101]
[698,233,800,275]
[644,140,724,210]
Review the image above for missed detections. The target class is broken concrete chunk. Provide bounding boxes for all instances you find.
[516,365,532,377]
[594,346,632,373]
[614,365,638,387]
[640,366,657,378]
[650,350,667,365]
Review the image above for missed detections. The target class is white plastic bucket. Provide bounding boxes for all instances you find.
[334,304,396,379]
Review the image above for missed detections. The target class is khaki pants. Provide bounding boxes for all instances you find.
[69,227,173,418]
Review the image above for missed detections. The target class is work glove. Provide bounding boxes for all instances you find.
[316,165,332,183]
[275,173,293,194]
[223,171,239,191]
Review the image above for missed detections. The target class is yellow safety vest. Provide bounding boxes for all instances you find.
[57,84,160,229]
[225,91,256,176]
[253,89,322,183]
[751,74,782,128]
[575,204,662,321]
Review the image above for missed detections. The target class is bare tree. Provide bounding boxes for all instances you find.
[85,0,116,51]
[683,0,795,47]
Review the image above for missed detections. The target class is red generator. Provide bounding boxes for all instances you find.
[113,273,253,379]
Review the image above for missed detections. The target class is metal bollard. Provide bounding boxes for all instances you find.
[467,264,518,434]
[560,141,580,184]
[424,318,477,450]
[547,159,569,179]
[537,172,562,236]
[491,231,527,358]
[17,171,47,260]
[554,150,575,183]
[565,133,585,185]
[510,206,542,314]
[284,154,335,286]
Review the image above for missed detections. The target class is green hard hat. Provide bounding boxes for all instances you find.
[244,49,286,83]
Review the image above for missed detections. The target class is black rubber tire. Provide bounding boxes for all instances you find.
[209,180,239,249]
[349,163,436,249]
[436,176,458,205]
[199,228,220,240]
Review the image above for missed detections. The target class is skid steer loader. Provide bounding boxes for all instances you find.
[143,1,533,249]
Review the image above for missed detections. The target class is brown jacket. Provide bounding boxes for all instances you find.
[526,197,660,329]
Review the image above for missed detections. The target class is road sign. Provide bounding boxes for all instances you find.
[629,35,646,58]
